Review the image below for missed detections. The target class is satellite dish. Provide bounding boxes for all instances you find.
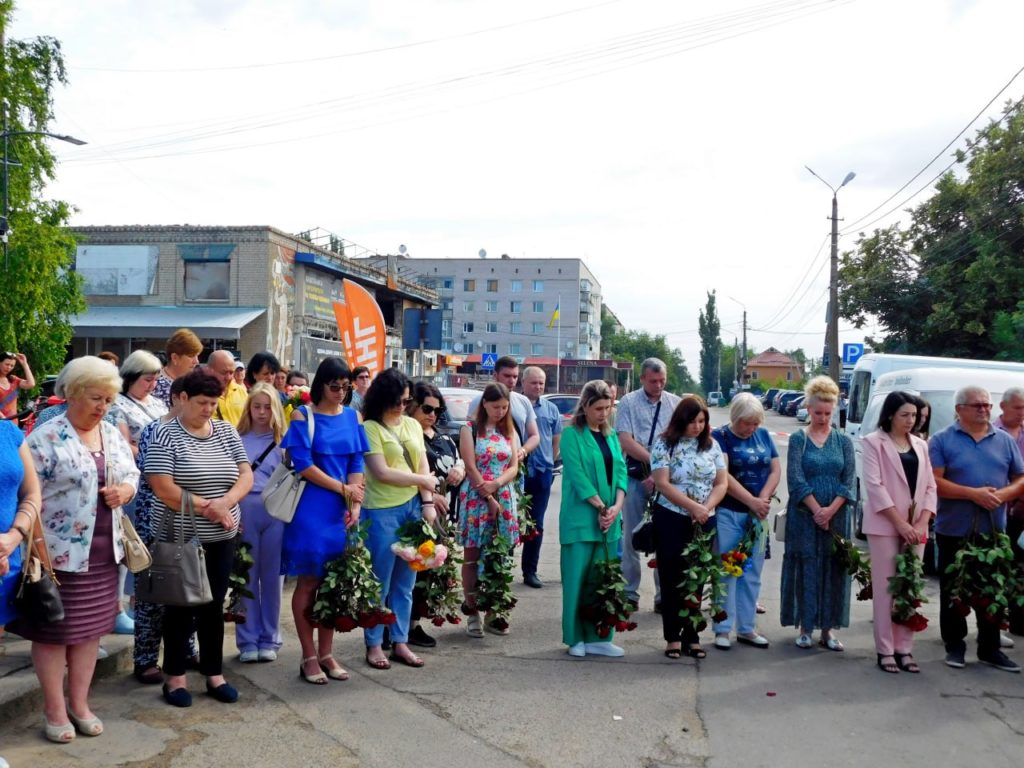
[453,342,464,353]
[476,340,483,348]
[398,244,407,255]
[478,249,487,259]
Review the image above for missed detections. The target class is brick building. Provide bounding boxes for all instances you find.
[744,347,803,385]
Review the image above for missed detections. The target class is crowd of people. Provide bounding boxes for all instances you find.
[1,339,1023,753]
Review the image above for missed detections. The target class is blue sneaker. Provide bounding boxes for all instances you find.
[114,612,135,635]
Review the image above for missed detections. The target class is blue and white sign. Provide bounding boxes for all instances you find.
[842,343,865,365]
[480,352,498,370]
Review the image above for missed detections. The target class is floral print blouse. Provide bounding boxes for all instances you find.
[649,436,725,516]
[26,415,140,572]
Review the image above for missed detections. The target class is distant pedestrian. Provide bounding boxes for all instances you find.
[911,395,931,440]
[153,328,202,408]
[780,376,856,652]
[930,385,1024,672]
[616,358,680,611]
[520,366,562,588]
[348,366,371,413]
[861,391,936,674]
[0,351,35,420]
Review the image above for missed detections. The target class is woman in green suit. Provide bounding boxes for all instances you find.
[560,380,629,658]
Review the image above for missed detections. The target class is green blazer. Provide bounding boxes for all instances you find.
[559,425,628,545]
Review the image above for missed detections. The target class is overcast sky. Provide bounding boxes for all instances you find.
[9,0,1024,374]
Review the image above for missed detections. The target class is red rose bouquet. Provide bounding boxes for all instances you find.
[223,539,254,623]
[831,531,873,600]
[409,519,465,627]
[311,522,396,632]
[581,533,637,638]
[887,502,929,631]
[286,385,312,411]
[678,521,727,630]
[945,512,1024,627]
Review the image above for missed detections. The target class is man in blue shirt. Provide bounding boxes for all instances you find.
[930,385,1024,672]
[520,367,562,588]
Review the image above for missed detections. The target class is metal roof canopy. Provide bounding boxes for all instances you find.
[72,306,266,339]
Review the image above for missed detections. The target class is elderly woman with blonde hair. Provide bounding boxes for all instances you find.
[779,376,856,652]
[710,392,781,650]
[16,356,140,742]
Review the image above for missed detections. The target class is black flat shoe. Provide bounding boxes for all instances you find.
[408,625,437,648]
[523,573,543,589]
[877,654,900,674]
[162,684,192,708]
[206,681,239,703]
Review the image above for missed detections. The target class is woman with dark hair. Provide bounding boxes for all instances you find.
[911,395,931,440]
[361,369,438,669]
[650,395,727,660]
[0,351,35,421]
[559,380,628,657]
[404,381,466,647]
[145,366,253,707]
[458,383,521,638]
[281,357,367,685]
[861,391,936,673]
[245,351,281,389]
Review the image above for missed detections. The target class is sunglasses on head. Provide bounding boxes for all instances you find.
[327,382,351,392]
[418,404,444,416]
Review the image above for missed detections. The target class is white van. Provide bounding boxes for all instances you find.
[851,366,1024,536]
[845,353,1024,439]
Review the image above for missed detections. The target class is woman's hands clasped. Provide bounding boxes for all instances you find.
[599,502,622,533]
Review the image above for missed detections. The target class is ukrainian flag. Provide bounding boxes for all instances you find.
[547,301,560,329]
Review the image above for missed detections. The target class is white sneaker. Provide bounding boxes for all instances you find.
[238,650,259,663]
[584,642,625,657]
[96,646,109,660]
[714,634,732,650]
[1001,632,1015,649]
[567,642,586,657]
[257,649,278,662]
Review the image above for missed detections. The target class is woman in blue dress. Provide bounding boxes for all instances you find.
[0,419,43,634]
[281,358,368,685]
[780,376,856,651]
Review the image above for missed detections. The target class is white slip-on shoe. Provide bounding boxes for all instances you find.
[714,634,732,650]
[568,642,586,657]
[584,642,625,657]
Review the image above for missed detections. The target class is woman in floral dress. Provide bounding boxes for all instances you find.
[458,383,520,638]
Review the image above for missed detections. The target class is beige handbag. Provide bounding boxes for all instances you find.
[106,445,151,573]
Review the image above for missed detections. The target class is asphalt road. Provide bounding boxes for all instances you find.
[2,408,1022,767]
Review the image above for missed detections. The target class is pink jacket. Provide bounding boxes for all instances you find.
[861,430,937,536]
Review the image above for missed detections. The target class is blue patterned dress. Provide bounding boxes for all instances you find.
[0,421,25,624]
[779,429,856,630]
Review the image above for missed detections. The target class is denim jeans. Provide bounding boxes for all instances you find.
[521,468,553,577]
[712,509,766,636]
[363,496,422,647]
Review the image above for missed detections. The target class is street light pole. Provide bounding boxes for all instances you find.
[805,166,855,384]
[726,295,747,387]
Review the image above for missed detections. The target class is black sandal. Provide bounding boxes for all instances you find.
[876,654,899,674]
[664,647,682,659]
[894,653,920,673]
[686,645,707,659]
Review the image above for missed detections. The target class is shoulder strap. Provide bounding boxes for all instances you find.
[385,420,417,473]
[250,438,278,471]
[304,405,315,442]
[646,400,662,448]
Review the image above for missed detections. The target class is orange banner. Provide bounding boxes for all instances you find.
[332,279,387,377]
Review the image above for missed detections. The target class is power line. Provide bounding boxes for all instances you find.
[756,234,829,330]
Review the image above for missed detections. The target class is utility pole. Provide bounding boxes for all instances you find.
[740,309,747,387]
[733,336,738,390]
[806,167,855,385]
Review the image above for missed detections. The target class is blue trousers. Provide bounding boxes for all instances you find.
[363,497,422,647]
[521,468,553,577]
[235,493,285,652]
[712,509,766,635]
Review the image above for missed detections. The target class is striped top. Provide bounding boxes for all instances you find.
[144,417,249,543]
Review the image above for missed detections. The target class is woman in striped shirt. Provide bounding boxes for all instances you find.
[145,367,253,708]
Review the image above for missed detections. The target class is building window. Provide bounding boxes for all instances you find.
[531,343,544,355]
[442,300,453,311]
[532,322,544,334]
[509,343,521,355]
[486,300,498,312]
[510,279,522,293]
[442,320,452,335]
[442,278,454,289]
[184,261,230,301]
[487,279,499,292]
[510,301,522,314]
[750,370,759,380]
[532,301,544,313]
[486,322,498,333]
[464,279,475,291]
[463,301,474,312]
[786,371,793,381]
[463,322,474,333]
[510,321,523,334]
[533,280,544,292]
[484,343,497,354]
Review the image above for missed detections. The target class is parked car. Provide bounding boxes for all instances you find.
[437,386,482,440]
[761,388,780,408]
[796,403,809,422]
[777,391,803,414]
[542,393,580,426]
[782,394,805,417]
[771,389,794,410]
[706,391,723,407]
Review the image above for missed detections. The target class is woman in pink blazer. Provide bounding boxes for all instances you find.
[862,391,937,674]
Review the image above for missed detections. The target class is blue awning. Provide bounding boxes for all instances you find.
[72,306,266,339]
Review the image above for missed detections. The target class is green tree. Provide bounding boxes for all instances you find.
[718,341,756,393]
[1,2,85,381]
[601,307,697,393]
[839,99,1024,358]
[698,290,721,395]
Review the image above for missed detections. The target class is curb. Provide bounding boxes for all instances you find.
[0,635,134,725]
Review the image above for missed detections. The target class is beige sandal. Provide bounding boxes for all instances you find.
[466,613,484,638]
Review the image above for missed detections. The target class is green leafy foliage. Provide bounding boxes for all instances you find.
[945,531,1024,625]
[676,521,727,630]
[888,547,929,632]
[581,535,637,637]
[601,306,697,393]
[831,532,873,600]
[223,540,255,623]
[475,532,517,629]
[698,291,721,396]
[311,522,395,632]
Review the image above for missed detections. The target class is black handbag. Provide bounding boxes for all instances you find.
[626,401,662,480]
[15,513,64,624]
[631,497,657,554]
[135,493,214,607]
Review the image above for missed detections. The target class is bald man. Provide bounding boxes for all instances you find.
[208,349,247,426]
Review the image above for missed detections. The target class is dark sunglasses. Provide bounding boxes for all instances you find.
[401,397,415,406]
[327,382,352,392]
[418,404,444,416]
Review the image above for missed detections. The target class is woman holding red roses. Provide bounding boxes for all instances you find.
[862,391,936,673]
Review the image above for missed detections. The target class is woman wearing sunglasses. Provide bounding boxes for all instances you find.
[405,382,466,647]
[280,358,368,685]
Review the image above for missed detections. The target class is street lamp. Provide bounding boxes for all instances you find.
[805,166,855,384]
[2,114,87,264]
